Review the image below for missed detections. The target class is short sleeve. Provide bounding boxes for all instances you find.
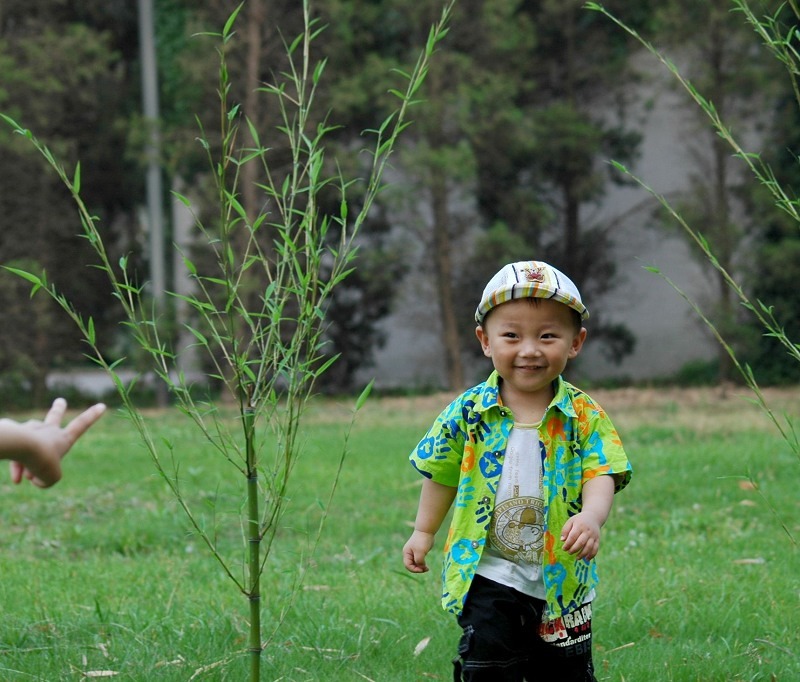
[575,397,631,491]
[409,396,468,487]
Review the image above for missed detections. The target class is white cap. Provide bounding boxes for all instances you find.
[475,260,588,324]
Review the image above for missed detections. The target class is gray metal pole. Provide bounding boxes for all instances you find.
[138,0,169,406]
[137,0,166,306]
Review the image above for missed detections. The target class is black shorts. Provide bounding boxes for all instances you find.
[453,575,597,682]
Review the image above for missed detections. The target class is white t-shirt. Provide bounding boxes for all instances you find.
[475,422,547,599]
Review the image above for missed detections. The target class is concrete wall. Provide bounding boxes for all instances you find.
[363,57,723,390]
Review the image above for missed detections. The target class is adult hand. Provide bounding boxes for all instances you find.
[6,399,106,488]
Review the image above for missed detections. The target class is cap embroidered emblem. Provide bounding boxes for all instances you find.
[521,266,545,283]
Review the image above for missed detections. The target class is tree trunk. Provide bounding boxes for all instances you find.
[242,0,266,233]
[563,182,580,267]
[431,169,464,391]
[708,6,735,386]
[427,66,464,391]
[560,5,583,278]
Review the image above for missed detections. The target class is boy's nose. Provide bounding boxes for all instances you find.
[520,340,542,357]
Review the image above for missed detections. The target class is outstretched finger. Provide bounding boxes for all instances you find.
[64,403,107,442]
[44,397,68,427]
[9,460,24,484]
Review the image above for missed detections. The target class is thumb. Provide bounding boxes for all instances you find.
[560,517,575,541]
[9,460,24,484]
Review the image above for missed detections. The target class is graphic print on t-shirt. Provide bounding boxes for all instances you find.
[488,495,545,565]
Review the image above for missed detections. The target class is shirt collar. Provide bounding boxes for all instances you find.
[473,371,502,413]
[549,375,578,418]
[477,371,577,418]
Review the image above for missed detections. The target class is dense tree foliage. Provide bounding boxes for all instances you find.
[741,91,800,385]
[0,1,140,404]
[318,0,655,387]
[1,0,795,401]
[454,0,656,377]
[645,0,787,383]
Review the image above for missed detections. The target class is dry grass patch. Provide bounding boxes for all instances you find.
[590,385,800,436]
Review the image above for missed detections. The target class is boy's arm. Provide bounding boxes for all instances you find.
[560,474,615,560]
[2,399,106,488]
[403,478,457,573]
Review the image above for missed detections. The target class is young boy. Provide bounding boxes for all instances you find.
[403,260,631,681]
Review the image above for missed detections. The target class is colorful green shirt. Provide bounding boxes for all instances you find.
[409,371,632,619]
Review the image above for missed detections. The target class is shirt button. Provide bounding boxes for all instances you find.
[471,541,480,549]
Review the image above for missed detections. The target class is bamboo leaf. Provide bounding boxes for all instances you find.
[222,3,244,39]
[182,256,198,276]
[241,363,257,384]
[313,354,339,377]
[309,20,327,43]
[288,32,304,55]
[184,325,209,346]
[246,117,261,148]
[172,191,192,207]
[199,276,228,286]
[0,112,23,131]
[107,357,126,371]
[230,194,248,221]
[355,379,374,411]
[312,58,327,85]
[3,266,44,288]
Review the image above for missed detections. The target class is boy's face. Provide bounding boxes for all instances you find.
[475,298,586,404]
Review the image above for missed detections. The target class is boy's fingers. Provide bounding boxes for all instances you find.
[561,526,585,553]
[403,547,428,573]
[560,521,575,546]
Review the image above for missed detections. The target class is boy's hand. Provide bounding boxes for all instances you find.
[560,512,602,560]
[403,530,435,573]
[561,474,615,560]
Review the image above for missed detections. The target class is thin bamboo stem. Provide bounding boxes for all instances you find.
[243,406,262,680]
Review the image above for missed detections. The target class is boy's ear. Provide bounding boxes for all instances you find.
[569,327,588,359]
[475,326,491,357]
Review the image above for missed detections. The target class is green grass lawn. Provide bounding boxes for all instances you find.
[1,388,798,681]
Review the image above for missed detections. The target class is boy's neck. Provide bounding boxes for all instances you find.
[499,382,554,423]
